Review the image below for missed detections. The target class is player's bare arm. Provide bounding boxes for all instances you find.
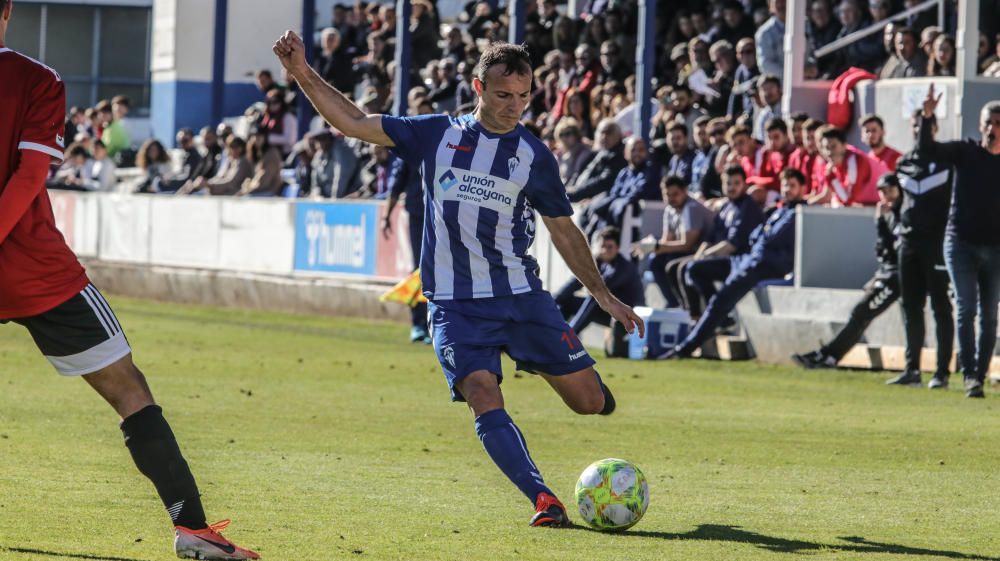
[543,215,644,337]
[272,30,393,147]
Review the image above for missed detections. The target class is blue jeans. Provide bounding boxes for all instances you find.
[944,236,1000,380]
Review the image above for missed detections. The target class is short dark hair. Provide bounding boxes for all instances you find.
[804,118,824,132]
[662,175,689,190]
[667,121,689,136]
[790,112,810,123]
[477,42,532,83]
[671,83,693,97]
[598,226,621,245]
[765,117,788,134]
[111,95,130,108]
[723,164,747,180]
[819,125,846,143]
[780,168,806,184]
[693,115,712,128]
[757,74,781,89]
[859,113,884,128]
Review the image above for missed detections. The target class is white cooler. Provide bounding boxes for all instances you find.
[627,307,692,359]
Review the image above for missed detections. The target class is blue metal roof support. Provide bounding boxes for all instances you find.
[298,0,317,137]
[391,0,412,117]
[210,0,228,128]
[508,0,525,45]
[634,0,655,145]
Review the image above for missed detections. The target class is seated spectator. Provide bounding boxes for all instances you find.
[357,144,399,199]
[710,1,756,47]
[752,74,782,142]
[134,139,172,193]
[817,125,881,207]
[830,0,886,74]
[789,118,825,194]
[112,95,140,154]
[64,106,86,148]
[660,168,806,359]
[555,226,644,335]
[598,40,631,85]
[747,117,793,206]
[580,136,661,239]
[259,89,298,158]
[705,40,737,117]
[645,176,715,308]
[555,117,593,185]
[287,140,314,197]
[567,118,626,202]
[691,116,725,199]
[671,165,765,317]
[255,69,285,100]
[309,129,360,198]
[80,140,117,192]
[160,128,203,192]
[47,143,93,191]
[191,126,223,180]
[665,121,696,185]
[237,130,285,197]
[927,34,956,76]
[979,31,997,73]
[919,26,942,62]
[983,32,1000,76]
[178,136,252,196]
[727,124,764,185]
[888,27,928,78]
[860,114,901,171]
[788,112,809,150]
[670,85,707,146]
[427,59,459,114]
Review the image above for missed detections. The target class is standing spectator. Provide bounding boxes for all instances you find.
[927,34,956,76]
[96,100,129,159]
[806,0,842,78]
[555,117,593,185]
[792,174,903,369]
[314,28,356,93]
[554,226,644,334]
[259,89,298,157]
[237,130,285,197]
[710,1,756,46]
[888,27,928,78]
[755,0,786,79]
[817,125,880,207]
[832,0,886,74]
[886,109,954,388]
[860,114,901,171]
[665,122,696,185]
[111,95,139,151]
[672,165,765,318]
[580,137,660,238]
[309,130,359,199]
[646,176,715,307]
[788,118,824,193]
[919,88,1000,398]
[752,74,782,142]
[567,118,626,202]
[661,168,805,359]
[178,137,252,196]
[728,37,760,120]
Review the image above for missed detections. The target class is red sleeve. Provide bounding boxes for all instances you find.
[19,70,66,161]
[0,150,50,246]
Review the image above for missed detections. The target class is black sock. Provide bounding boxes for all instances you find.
[599,383,616,415]
[120,405,207,529]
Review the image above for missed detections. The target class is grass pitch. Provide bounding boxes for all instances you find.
[2,296,1000,561]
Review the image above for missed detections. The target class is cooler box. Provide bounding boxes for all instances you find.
[628,307,692,359]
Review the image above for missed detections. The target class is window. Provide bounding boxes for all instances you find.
[5,2,151,114]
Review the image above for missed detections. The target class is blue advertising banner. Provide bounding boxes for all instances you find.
[293,202,378,275]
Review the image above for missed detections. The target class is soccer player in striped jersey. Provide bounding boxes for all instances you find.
[275,32,644,526]
[0,2,257,558]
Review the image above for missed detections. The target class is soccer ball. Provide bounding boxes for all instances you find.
[574,458,649,531]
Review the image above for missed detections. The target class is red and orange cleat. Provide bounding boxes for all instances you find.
[529,492,569,527]
[174,519,260,560]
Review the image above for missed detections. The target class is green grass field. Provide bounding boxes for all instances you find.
[2,296,1000,561]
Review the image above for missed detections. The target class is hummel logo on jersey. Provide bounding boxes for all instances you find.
[439,169,458,191]
[508,155,520,176]
[446,142,472,153]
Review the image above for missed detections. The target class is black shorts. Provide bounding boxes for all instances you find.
[9,283,132,376]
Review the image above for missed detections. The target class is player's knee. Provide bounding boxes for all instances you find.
[459,372,504,414]
[571,392,606,416]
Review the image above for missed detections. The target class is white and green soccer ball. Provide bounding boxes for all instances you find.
[574,458,649,531]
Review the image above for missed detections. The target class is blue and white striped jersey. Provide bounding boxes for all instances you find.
[381,113,572,301]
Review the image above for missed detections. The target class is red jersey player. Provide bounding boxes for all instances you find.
[0,2,257,559]
[860,114,902,171]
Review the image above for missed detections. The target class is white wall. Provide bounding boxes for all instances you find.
[225,0,302,84]
[152,0,215,83]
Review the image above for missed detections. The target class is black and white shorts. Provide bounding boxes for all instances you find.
[10,283,132,376]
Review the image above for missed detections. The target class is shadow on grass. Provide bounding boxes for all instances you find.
[1,546,153,561]
[564,523,1000,560]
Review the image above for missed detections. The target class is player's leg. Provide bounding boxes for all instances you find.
[541,366,610,416]
[431,301,566,526]
[14,284,258,559]
[672,263,764,357]
[925,241,954,384]
[896,241,928,382]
